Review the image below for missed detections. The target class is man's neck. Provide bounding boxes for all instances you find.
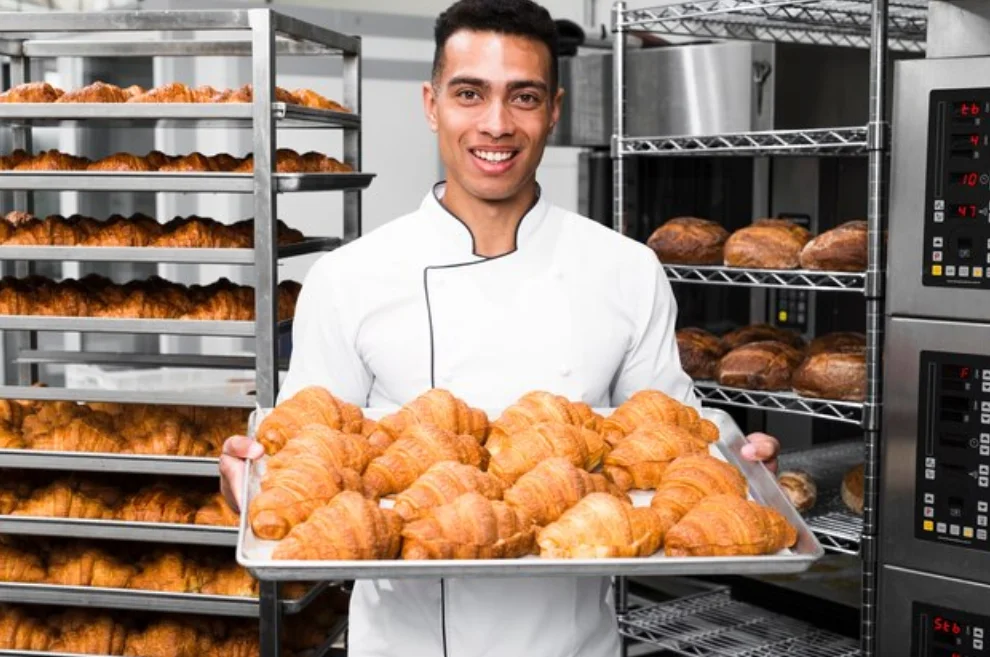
[441,179,538,258]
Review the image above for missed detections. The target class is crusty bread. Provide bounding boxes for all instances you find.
[676,327,726,380]
[646,217,728,265]
[807,332,866,356]
[777,470,817,513]
[724,219,811,269]
[841,464,864,515]
[799,220,867,272]
[716,340,804,391]
[720,323,806,352]
[793,351,866,402]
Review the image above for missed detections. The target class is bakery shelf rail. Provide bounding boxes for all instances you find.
[0,316,290,338]
[15,348,288,371]
[0,172,376,194]
[619,0,926,52]
[618,127,868,158]
[663,265,866,292]
[0,516,236,547]
[0,449,219,477]
[693,382,864,425]
[619,588,861,656]
[0,384,255,409]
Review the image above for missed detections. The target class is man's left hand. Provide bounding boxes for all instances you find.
[740,432,780,474]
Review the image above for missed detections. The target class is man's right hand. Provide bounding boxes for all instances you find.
[219,435,264,513]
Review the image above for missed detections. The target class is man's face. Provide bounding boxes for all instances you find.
[424,30,563,203]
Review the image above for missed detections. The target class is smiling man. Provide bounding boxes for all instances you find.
[219,1,780,655]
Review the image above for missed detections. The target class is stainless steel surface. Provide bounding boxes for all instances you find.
[342,38,362,241]
[0,449,219,476]
[15,349,287,370]
[887,57,990,322]
[20,37,333,58]
[880,316,990,583]
[611,0,626,234]
[0,316,279,337]
[238,408,823,580]
[878,565,990,656]
[0,237,341,264]
[693,382,865,425]
[622,0,926,52]
[0,103,359,129]
[663,265,866,292]
[620,127,868,157]
[0,516,236,546]
[0,172,375,194]
[619,588,861,656]
[0,385,255,408]
[926,0,990,59]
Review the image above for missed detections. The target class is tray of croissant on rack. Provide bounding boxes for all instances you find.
[237,387,823,579]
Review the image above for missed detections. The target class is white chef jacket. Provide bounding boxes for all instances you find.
[279,183,698,657]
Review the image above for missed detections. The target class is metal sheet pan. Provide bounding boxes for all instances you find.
[0,386,254,409]
[238,407,823,580]
[0,516,236,546]
[0,448,218,476]
[0,316,290,337]
[0,171,375,194]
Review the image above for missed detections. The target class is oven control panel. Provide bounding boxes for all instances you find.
[924,89,990,288]
[915,351,990,551]
[913,602,990,656]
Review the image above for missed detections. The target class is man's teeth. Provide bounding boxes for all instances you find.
[474,150,514,163]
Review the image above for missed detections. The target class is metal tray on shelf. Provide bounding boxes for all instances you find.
[0,448,219,476]
[0,316,290,337]
[0,171,375,194]
[663,264,866,293]
[0,386,255,409]
[0,516,237,546]
[238,407,823,580]
[693,381,865,425]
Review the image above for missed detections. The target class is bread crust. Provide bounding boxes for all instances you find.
[799,220,867,272]
[647,217,728,265]
[716,340,804,391]
[676,327,726,380]
[724,219,811,269]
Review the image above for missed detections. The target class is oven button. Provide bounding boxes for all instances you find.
[961,266,971,277]
[926,457,937,467]
[975,638,984,650]
[979,515,988,527]
[983,413,990,424]
[933,265,943,276]
[934,251,943,262]
[925,493,936,504]
[951,524,961,536]
[934,236,944,248]
[981,465,990,475]
[980,501,989,512]
[965,527,975,538]
[924,506,935,518]
[978,267,986,278]
[979,529,988,541]
[981,476,989,488]
[926,468,936,480]
[983,382,990,393]
[935,211,945,223]
[947,265,957,276]
[981,446,990,456]
[983,402,990,412]
[937,522,948,534]
[936,200,946,210]
[977,628,985,639]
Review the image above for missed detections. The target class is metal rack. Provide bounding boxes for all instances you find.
[0,8,367,657]
[693,383,865,424]
[663,265,866,292]
[619,126,869,157]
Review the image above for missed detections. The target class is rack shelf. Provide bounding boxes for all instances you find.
[693,382,864,425]
[0,385,255,408]
[0,516,236,546]
[620,0,926,53]
[664,265,866,292]
[16,349,288,371]
[0,583,260,617]
[0,316,290,337]
[619,127,868,158]
[0,449,219,476]
[0,172,375,194]
[619,588,861,656]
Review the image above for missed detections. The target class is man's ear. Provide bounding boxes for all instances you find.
[550,87,565,130]
[422,81,439,133]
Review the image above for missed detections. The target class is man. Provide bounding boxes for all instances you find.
[221,1,780,655]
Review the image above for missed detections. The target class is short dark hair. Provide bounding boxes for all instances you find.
[432,0,559,94]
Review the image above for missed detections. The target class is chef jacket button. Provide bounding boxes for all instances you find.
[560,368,571,378]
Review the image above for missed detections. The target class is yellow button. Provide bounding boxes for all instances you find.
[778,311,788,322]
[964,527,975,538]
[932,265,943,276]
[924,520,934,531]
[976,267,984,278]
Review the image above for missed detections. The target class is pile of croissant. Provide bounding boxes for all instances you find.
[0,80,350,113]
[0,474,238,528]
[0,601,341,657]
[0,274,300,320]
[0,211,304,248]
[0,399,248,457]
[248,387,797,561]
[0,148,351,174]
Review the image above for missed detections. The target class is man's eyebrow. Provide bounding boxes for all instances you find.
[507,80,548,93]
[445,77,549,93]
[447,76,489,89]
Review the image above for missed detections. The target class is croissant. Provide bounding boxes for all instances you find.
[128,551,208,593]
[487,421,606,485]
[367,388,489,452]
[402,492,535,560]
[267,424,376,475]
[664,495,798,557]
[0,544,46,583]
[199,563,258,597]
[0,421,24,449]
[0,605,52,650]
[292,89,349,112]
[504,457,621,526]
[256,386,364,454]
[88,153,153,172]
[123,620,203,657]
[272,491,402,561]
[537,493,663,558]
[31,414,125,453]
[45,544,135,588]
[12,479,120,519]
[213,84,299,105]
[487,391,603,455]
[363,424,490,498]
[249,459,363,540]
[124,417,213,457]
[195,492,240,527]
[299,151,352,173]
[0,81,63,103]
[56,81,129,103]
[48,612,128,655]
[649,454,748,534]
[157,152,217,172]
[602,390,719,447]
[0,149,30,170]
[144,150,176,169]
[14,150,90,171]
[603,423,711,491]
[3,216,83,246]
[393,461,506,521]
[127,82,200,104]
[116,484,197,524]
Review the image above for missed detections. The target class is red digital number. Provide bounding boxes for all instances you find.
[962,103,982,117]
[971,134,981,146]
[956,205,978,218]
[961,172,980,187]
[961,367,971,379]
[933,616,963,634]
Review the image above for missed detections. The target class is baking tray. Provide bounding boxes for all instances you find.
[0,171,375,194]
[0,516,237,546]
[0,449,219,476]
[0,315,290,337]
[238,407,823,580]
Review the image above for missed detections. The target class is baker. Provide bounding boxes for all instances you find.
[220,1,780,655]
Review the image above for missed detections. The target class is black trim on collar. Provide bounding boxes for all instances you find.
[431,180,542,259]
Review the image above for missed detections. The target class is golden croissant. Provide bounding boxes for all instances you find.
[267,424,376,475]
[194,492,240,527]
[649,454,748,534]
[393,461,506,522]
[249,459,363,540]
[127,550,207,593]
[487,421,606,485]
[602,390,719,447]
[272,491,402,561]
[0,605,53,650]
[401,492,535,560]
[48,612,128,655]
[504,457,621,526]
[603,423,710,491]
[199,563,258,597]
[45,544,135,588]
[664,494,798,557]
[31,414,125,453]
[538,493,663,558]
[367,388,489,452]
[12,479,120,519]
[0,544,46,583]
[256,386,364,455]
[116,484,197,524]
[363,424,490,498]
[486,391,603,455]
[122,620,202,657]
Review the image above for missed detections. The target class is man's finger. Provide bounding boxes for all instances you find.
[222,435,264,460]
[219,454,245,512]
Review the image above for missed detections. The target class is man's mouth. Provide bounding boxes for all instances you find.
[470,148,519,164]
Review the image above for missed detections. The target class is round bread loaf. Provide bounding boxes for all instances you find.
[724,219,811,269]
[676,327,726,380]
[646,217,729,265]
[716,340,804,391]
[720,323,806,352]
[792,352,866,401]
[777,470,817,512]
[842,464,864,515]
[807,331,866,356]
[799,220,867,272]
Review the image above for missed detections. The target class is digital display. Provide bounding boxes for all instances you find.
[915,602,990,657]
[954,101,984,118]
[953,171,981,188]
[932,648,963,657]
[943,364,974,380]
[952,134,984,149]
[951,203,980,218]
[934,615,964,636]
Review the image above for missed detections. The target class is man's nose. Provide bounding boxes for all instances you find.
[479,99,514,139]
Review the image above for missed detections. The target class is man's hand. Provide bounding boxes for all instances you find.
[219,435,264,512]
[740,432,780,474]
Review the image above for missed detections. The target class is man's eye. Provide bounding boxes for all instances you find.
[516,94,539,105]
[457,90,480,101]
